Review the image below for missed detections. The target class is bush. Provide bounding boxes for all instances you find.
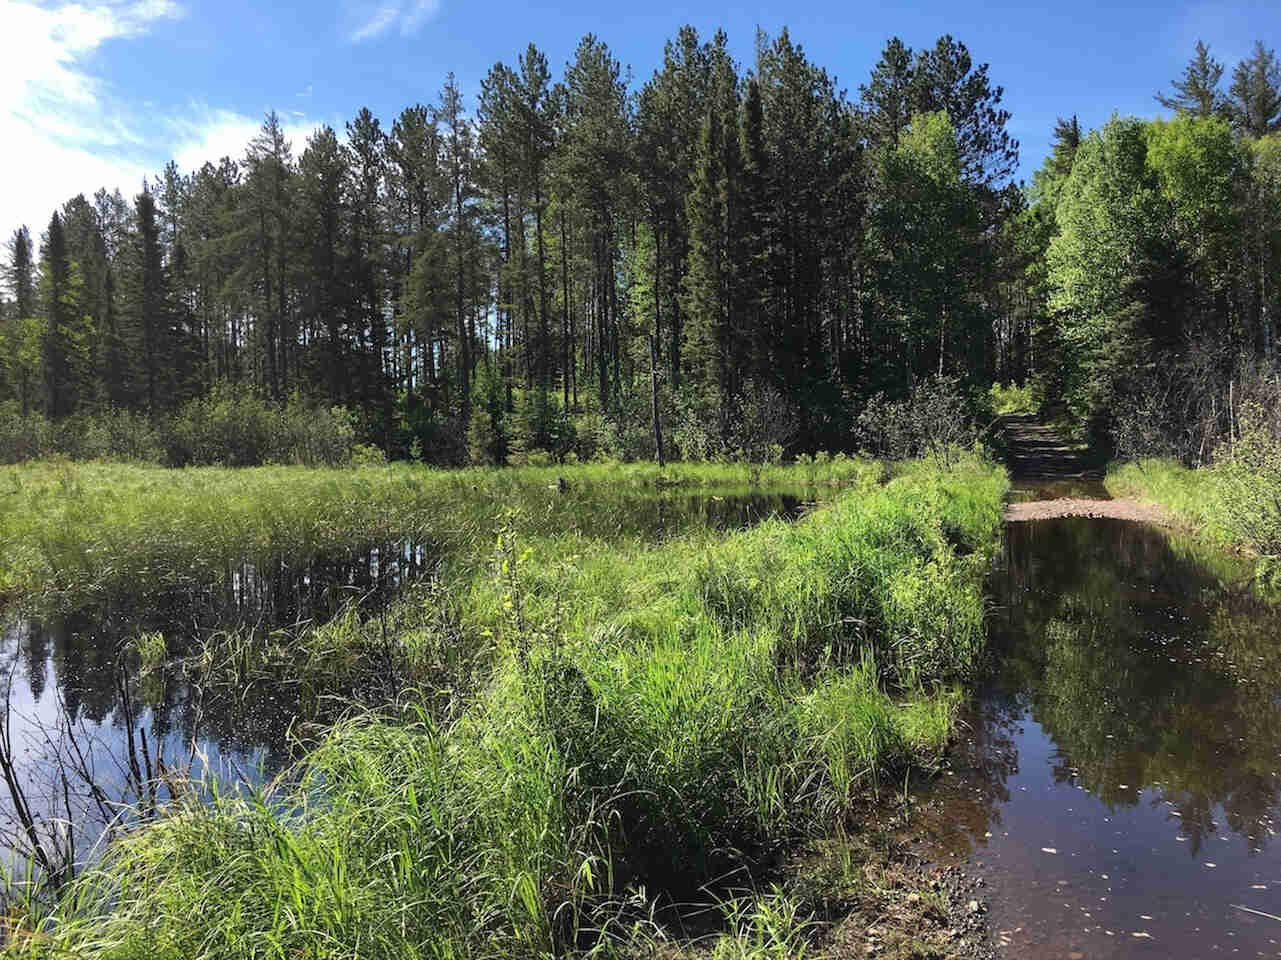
[0,401,53,463]
[673,380,796,468]
[1213,397,1281,556]
[988,380,1042,416]
[166,386,358,466]
[855,375,982,469]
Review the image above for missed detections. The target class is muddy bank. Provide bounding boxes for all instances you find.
[1003,497,1170,524]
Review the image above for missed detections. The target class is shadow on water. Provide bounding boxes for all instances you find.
[915,516,1281,957]
[0,491,804,884]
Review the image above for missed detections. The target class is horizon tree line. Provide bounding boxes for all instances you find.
[2,29,1279,461]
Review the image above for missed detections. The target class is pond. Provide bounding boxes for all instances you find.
[916,509,1281,957]
[0,491,805,873]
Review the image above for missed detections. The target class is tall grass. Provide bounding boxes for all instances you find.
[2,455,1007,958]
[1107,459,1244,549]
[0,458,880,610]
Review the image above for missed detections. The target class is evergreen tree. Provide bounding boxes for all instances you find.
[40,212,93,417]
[682,57,736,430]
[346,107,391,437]
[563,35,633,411]
[244,112,297,400]
[5,227,36,319]
[129,190,171,412]
[2,227,41,413]
[860,37,915,148]
[1228,42,1281,138]
[1157,41,1227,118]
[911,35,1018,188]
[300,125,352,404]
[1047,115,1082,181]
[436,74,478,421]
[517,44,556,394]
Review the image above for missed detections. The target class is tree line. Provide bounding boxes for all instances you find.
[1,28,1279,463]
[1021,39,1281,455]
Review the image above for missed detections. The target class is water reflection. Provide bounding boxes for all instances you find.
[919,516,1281,957]
[0,491,805,880]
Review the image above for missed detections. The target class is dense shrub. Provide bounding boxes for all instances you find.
[855,375,986,468]
[0,403,165,464]
[166,387,358,466]
[0,390,360,467]
[0,401,53,463]
[672,380,796,465]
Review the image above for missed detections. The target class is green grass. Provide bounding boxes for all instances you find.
[1106,458,1281,588]
[1106,459,1230,541]
[2,455,1008,958]
[0,457,881,611]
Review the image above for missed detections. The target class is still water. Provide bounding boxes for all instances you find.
[0,492,803,866]
[920,513,1281,957]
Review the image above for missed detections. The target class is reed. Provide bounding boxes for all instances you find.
[0,455,1007,958]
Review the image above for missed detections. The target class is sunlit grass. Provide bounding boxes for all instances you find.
[0,455,1008,958]
[0,456,881,610]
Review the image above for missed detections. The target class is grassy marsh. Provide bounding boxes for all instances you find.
[0,454,1007,958]
[0,457,880,611]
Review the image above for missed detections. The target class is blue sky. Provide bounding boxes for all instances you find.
[2,0,1277,241]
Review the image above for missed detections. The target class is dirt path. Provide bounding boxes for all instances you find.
[1000,416,1169,524]
[1001,414,1096,480]
[1004,497,1171,524]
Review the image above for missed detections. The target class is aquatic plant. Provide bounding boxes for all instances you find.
[0,456,1007,958]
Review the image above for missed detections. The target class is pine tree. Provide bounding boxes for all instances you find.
[682,47,740,432]
[738,76,771,380]
[436,74,477,420]
[517,44,556,394]
[1229,42,1281,138]
[41,212,93,417]
[861,37,915,148]
[131,190,170,412]
[2,227,40,413]
[1048,115,1082,180]
[636,26,716,387]
[911,35,1018,188]
[1157,41,1227,118]
[245,112,297,399]
[5,227,36,319]
[563,36,633,411]
[300,125,351,404]
[346,107,391,436]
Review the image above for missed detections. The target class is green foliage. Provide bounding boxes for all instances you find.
[1046,112,1259,447]
[989,380,1042,415]
[855,375,987,469]
[166,386,358,466]
[3,456,1007,957]
[866,111,988,386]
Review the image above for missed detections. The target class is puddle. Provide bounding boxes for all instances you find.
[0,491,806,872]
[1007,478,1112,503]
[916,516,1281,958]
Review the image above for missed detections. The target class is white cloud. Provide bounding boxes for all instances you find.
[350,3,397,42]
[400,0,439,35]
[0,1,317,247]
[0,0,183,239]
[168,107,319,172]
[345,0,440,43]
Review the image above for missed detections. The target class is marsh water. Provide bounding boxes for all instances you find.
[918,506,1281,957]
[0,491,803,863]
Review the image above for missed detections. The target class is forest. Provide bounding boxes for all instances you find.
[3,28,1276,466]
[4,23,1281,959]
